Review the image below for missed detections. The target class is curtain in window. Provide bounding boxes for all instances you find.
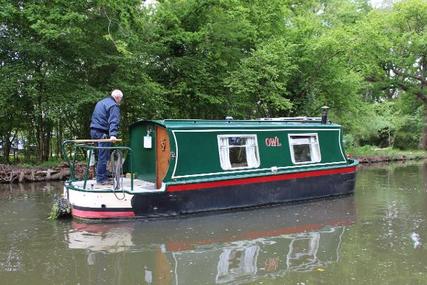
[245,137,258,167]
[219,137,232,169]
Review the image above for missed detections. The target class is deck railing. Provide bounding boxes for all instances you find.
[62,139,134,191]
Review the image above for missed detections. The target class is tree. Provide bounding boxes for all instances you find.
[354,0,427,149]
[1,0,146,160]
[387,0,427,149]
[2,0,426,164]
[225,39,295,118]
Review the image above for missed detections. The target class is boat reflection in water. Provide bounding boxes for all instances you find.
[67,196,355,284]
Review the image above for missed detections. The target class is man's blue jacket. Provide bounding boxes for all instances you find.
[90,97,120,137]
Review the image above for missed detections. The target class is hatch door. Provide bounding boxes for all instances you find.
[156,126,170,188]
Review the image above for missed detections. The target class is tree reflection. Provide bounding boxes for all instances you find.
[423,160,427,191]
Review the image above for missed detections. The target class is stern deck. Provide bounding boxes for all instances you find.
[71,178,161,192]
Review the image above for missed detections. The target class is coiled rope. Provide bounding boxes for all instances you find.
[110,150,125,200]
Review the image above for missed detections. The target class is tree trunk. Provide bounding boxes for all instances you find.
[36,115,52,162]
[423,161,427,197]
[1,129,15,163]
[25,127,34,162]
[2,138,11,163]
[36,90,43,162]
[42,123,51,161]
[57,122,64,159]
[423,103,427,150]
[56,122,61,158]
[37,115,43,161]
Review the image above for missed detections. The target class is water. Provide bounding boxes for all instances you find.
[0,161,427,285]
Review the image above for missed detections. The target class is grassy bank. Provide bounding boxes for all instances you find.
[15,159,65,169]
[347,146,427,163]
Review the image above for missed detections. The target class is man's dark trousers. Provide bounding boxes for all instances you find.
[90,129,111,183]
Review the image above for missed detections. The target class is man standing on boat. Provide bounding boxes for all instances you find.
[90,89,123,184]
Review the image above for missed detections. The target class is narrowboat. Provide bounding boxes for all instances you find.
[63,115,358,219]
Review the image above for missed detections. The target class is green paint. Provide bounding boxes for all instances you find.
[128,120,355,185]
[129,122,156,182]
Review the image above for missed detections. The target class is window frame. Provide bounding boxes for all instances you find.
[288,133,321,165]
[217,134,261,170]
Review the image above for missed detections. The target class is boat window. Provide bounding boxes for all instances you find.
[289,134,321,164]
[217,135,260,170]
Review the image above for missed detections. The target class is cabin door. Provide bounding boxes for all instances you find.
[156,126,170,189]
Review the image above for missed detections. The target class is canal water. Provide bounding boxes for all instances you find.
[1,161,427,285]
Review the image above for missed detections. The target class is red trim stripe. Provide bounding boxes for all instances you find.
[72,208,135,219]
[167,166,356,192]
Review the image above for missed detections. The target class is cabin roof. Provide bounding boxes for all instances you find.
[131,119,341,130]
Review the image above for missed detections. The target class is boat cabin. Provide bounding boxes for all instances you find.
[127,118,349,191]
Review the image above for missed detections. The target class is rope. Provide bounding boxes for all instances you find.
[110,150,125,200]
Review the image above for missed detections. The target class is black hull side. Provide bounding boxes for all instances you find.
[131,172,356,218]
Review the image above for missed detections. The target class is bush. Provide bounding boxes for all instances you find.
[394,130,421,150]
[343,134,356,149]
[393,116,422,150]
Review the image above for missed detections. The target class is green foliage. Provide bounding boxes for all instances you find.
[226,39,296,118]
[49,197,71,220]
[352,0,427,148]
[394,107,424,149]
[347,145,427,160]
[1,0,427,163]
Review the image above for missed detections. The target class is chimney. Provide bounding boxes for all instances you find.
[321,106,329,124]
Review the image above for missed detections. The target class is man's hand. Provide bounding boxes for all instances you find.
[110,136,117,141]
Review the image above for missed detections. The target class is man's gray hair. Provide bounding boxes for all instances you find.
[111,89,123,99]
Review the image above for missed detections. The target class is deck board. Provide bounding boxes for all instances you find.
[72,178,158,192]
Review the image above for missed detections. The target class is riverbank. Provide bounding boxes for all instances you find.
[0,163,87,183]
[348,146,427,164]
